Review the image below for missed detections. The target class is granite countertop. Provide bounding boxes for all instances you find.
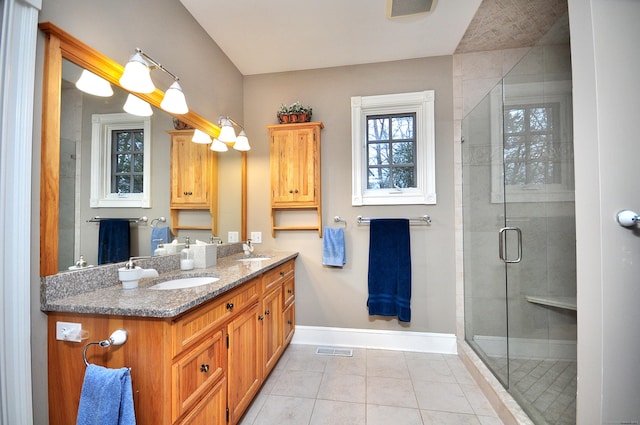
[41,251,298,318]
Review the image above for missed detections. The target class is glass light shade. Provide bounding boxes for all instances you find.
[161,81,189,115]
[119,52,155,94]
[123,94,153,116]
[75,70,113,97]
[192,128,212,144]
[218,119,237,143]
[210,138,229,152]
[233,130,251,151]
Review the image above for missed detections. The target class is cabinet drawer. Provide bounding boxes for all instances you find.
[172,278,259,356]
[262,260,294,293]
[172,330,225,423]
[175,377,226,425]
[283,275,295,307]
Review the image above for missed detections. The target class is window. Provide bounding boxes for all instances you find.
[90,113,151,208]
[352,91,435,206]
[490,81,573,203]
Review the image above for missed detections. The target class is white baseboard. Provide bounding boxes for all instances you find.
[472,335,576,360]
[291,325,457,354]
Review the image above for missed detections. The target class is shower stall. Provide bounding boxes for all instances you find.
[462,43,577,425]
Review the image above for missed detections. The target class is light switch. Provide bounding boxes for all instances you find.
[228,231,239,243]
[250,232,262,243]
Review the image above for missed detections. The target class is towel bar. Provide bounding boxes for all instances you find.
[356,215,431,224]
[82,329,128,367]
[87,216,148,223]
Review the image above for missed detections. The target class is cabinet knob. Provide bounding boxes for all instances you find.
[288,320,293,325]
[258,315,264,321]
[287,289,293,294]
[183,191,193,196]
[280,271,285,277]
[264,310,270,316]
[200,364,210,373]
[289,189,293,194]
[226,302,234,310]
[294,189,299,193]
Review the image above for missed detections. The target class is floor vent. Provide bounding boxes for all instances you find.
[315,347,353,357]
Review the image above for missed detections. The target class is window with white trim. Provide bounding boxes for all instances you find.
[351,91,436,206]
[90,113,151,208]
[490,81,574,203]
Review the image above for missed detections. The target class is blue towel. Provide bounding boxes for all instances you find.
[151,226,172,254]
[367,219,412,322]
[98,219,130,265]
[76,364,136,425]
[322,227,346,267]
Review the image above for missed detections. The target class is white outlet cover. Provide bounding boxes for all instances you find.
[250,231,262,243]
[228,231,239,243]
[56,321,83,342]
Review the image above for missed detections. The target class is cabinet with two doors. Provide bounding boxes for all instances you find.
[46,259,296,425]
[168,130,219,236]
[268,122,323,237]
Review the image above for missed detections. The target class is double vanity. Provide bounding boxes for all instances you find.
[42,246,297,425]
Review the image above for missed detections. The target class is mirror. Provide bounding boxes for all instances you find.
[40,22,247,276]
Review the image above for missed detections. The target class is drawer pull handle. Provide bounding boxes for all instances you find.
[287,289,293,294]
[264,310,270,315]
[258,315,264,321]
[288,320,293,325]
[200,364,210,373]
[226,303,234,310]
[280,271,285,277]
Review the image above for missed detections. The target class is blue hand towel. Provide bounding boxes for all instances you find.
[322,227,346,267]
[367,219,412,322]
[151,226,172,254]
[76,364,136,425]
[98,219,130,265]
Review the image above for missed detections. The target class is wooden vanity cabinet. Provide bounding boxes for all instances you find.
[268,122,323,237]
[47,259,296,425]
[168,130,219,235]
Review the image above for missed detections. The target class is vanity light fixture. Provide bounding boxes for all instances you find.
[218,116,251,151]
[192,128,213,144]
[75,69,114,97]
[210,138,229,152]
[123,94,153,117]
[120,48,189,114]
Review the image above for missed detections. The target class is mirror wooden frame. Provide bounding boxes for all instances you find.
[39,22,247,276]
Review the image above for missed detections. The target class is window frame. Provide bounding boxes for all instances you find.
[90,113,152,208]
[490,81,574,203]
[351,90,436,206]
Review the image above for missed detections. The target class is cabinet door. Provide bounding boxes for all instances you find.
[227,302,261,425]
[171,133,212,208]
[283,302,295,346]
[262,286,284,378]
[270,127,318,205]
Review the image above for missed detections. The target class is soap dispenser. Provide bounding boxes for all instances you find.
[180,237,194,270]
[153,239,167,256]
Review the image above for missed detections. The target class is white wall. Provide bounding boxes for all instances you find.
[569,0,640,422]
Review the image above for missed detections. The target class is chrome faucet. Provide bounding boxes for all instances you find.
[124,256,150,269]
[243,239,254,256]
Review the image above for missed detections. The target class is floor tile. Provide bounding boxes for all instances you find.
[366,404,424,425]
[413,380,474,414]
[252,395,315,425]
[271,370,323,398]
[317,373,366,403]
[309,399,366,425]
[366,376,418,408]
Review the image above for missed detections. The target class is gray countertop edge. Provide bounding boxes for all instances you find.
[41,251,298,319]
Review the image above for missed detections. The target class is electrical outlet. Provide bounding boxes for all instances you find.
[250,232,262,244]
[56,321,83,342]
[228,231,239,243]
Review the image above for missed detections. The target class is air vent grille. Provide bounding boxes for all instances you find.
[387,0,437,18]
[315,347,353,357]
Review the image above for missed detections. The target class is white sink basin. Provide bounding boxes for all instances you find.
[150,277,219,290]
[236,256,271,262]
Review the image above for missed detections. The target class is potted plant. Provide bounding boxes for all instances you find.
[277,101,312,124]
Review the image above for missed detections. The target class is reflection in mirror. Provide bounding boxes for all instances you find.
[59,59,244,272]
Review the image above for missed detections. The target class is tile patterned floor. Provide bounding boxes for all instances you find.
[238,344,505,425]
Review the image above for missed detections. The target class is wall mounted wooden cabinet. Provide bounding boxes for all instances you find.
[169,130,219,236]
[268,122,323,237]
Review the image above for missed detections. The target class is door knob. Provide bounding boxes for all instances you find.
[617,210,639,227]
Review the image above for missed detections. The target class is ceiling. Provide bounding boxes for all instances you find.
[178,0,568,76]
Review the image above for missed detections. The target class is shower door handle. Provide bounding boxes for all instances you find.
[498,227,522,263]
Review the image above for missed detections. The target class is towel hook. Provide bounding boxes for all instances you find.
[334,216,347,228]
[150,216,167,227]
[82,329,128,367]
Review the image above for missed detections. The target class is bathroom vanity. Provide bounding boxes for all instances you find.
[43,251,297,425]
